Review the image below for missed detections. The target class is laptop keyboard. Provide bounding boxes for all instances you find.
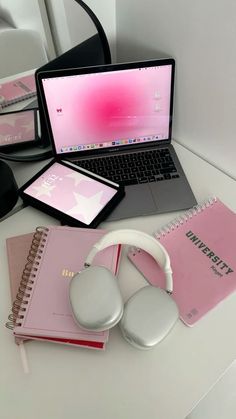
[75,148,180,186]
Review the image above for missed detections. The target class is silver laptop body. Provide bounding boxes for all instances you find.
[37,58,196,220]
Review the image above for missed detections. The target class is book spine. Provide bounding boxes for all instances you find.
[6,227,49,330]
[155,196,217,239]
[1,91,37,108]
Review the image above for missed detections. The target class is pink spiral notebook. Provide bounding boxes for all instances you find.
[128,198,236,326]
[0,74,36,108]
[6,226,121,349]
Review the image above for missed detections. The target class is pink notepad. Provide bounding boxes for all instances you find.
[128,198,236,326]
[6,226,121,349]
[0,74,36,108]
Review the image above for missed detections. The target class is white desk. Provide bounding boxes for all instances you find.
[1,142,236,419]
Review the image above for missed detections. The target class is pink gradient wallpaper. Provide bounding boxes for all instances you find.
[42,65,172,152]
[24,162,116,224]
[0,110,35,146]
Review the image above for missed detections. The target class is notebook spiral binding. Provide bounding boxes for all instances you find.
[6,226,49,330]
[129,197,217,257]
[155,197,217,239]
[1,91,37,108]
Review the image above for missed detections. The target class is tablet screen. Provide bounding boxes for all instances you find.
[23,161,117,225]
[0,109,36,147]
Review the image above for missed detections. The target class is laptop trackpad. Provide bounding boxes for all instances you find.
[107,184,156,220]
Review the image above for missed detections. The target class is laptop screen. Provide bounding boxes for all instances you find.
[39,59,175,156]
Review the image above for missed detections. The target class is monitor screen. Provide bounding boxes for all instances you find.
[0,109,36,148]
[35,34,112,147]
[41,62,173,155]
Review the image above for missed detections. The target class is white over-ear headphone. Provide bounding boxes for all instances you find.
[69,229,179,349]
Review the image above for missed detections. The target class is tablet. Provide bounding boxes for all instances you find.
[19,159,125,228]
[0,109,39,151]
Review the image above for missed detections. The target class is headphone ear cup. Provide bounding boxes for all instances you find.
[69,265,124,332]
[119,286,179,349]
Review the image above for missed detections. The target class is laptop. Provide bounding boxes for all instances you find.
[36,58,197,220]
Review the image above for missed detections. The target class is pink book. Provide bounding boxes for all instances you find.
[0,74,36,108]
[6,232,34,345]
[128,197,236,326]
[6,232,34,302]
[6,226,122,349]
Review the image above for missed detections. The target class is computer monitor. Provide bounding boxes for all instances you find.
[36,33,111,74]
[35,26,111,146]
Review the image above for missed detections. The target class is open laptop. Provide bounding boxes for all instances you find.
[36,58,197,220]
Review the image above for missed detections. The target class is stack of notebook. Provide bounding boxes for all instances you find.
[6,226,121,350]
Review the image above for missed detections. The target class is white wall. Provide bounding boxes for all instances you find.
[0,0,116,63]
[116,0,236,179]
[0,0,56,59]
[46,0,116,61]
[86,0,116,60]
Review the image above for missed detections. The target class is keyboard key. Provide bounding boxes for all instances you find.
[172,174,180,179]
[138,177,148,184]
[121,179,137,186]
[148,176,156,182]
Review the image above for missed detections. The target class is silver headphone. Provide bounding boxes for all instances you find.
[69,229,179,349]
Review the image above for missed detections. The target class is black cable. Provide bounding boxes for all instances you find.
[0,149,53,162]
[73,0,111,64]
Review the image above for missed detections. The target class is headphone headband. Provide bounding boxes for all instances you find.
[85,229,173,293]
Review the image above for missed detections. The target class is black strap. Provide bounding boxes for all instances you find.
[0,149,53,162]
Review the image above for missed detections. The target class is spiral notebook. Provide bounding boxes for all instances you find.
[6,226,121,350]
[6,232,34,345]
[128,197,236,326]
[0,74,36,108]
[6,232,34,305]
